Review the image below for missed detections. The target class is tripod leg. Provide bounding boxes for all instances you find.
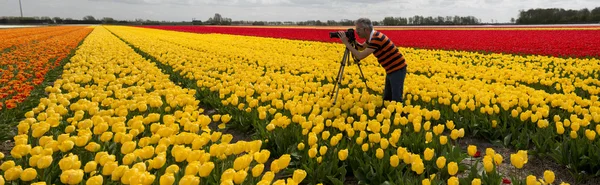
[333,64,344,105]
[330,61,343,96]
[333,48,350,105]
[331,46,349,96]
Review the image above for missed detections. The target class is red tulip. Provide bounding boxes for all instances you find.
[143,26,600,58]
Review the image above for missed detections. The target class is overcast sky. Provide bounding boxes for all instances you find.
[1,0,597,23]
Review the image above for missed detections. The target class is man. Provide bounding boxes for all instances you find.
[337,18,407,104]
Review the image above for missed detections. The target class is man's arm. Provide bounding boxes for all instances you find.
[346,43,375,60]
[338,31,375,60]
[355,42,367,51]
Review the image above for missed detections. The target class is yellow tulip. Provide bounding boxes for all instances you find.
[368,120,381,133]
[338,149,348,161]
[308,148,317,158]
[84,161,97,173]
[58,140,74,152]
[472,178,481,185]
[266,123,276,131]
[121,141,136,154]
[413,121,422,133]
[86,175,103,185]
[467,145,477,157]
[483,156,494,173]
[423,148,434,161]
[166,164,180,174]
[111,165,127,181]
[526,175,538,185]
[102,161,118,176]
[330,135,340,146]
[570,130,578,139]
[233,170,247,184]
[60,169,84,185]
[446,120,455,130]
[29,155,40,167]
[84,142,101,152]
[510,153,526,169]
[425,132,433,143]
[381,123,390,134]
[436,156,446,169]
[447,162,458,175]
[199,162,215,177]
[4,165,23,181]
[440,136,448,145]
[450,129,460,140]
[319,146,328,156]
[411,160,425,174]
[571,121,580,131]
[100,132,113,142]
[262,171,275,182]
[185,162,200,176]
[292,169,307,183]
[493,154,503,165]
[297,143,305,150]
[448,177,459,185]
[390,155,400,167]
[0,161,15,172]
[252,164,264,177]
[233,154,252,171]
[485,148,496,156]
[321,131,330,140]
[75,135,90,147]
[59,154,81,171]
[20,168,37,181]
[272,180,285,185]
[122,153,136,165]
[422,179,431,185]
[544,170,555,184]
[585,129,596,141]
[179,175,200,185]
[356,137,364,145]
[376,148,384,159]
[556,122,565,134]
[368,133,381,143]
[257,180,271,185]
[212,114,221,122]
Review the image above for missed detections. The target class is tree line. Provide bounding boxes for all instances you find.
[380,15,481,25]
[517,7,600,24]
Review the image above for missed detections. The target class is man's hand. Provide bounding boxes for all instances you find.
[338,31,350,45]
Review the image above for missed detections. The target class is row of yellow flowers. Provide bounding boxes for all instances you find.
[410,50,600,96]
[1,26,308,185]
[107,26,599,144]
[103,25,584,184]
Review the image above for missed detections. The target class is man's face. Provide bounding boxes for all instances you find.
[355,24,369,39]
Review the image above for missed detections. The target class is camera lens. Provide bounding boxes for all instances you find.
[329,32,340,38]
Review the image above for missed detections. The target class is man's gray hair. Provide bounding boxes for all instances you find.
[355,18,373,31]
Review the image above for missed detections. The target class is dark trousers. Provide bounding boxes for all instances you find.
[383,66,407,104]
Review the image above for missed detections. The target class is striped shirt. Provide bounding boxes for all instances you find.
[366,31,406,74]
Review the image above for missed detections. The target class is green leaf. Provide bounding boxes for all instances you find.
[327,176,345,185]
[338,165,347,175]
[503,134,512,146]
[353,169,367,183]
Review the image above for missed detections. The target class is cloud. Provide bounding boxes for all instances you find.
[0,0,598,22]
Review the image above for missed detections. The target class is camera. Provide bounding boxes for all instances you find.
[329,28,355,42]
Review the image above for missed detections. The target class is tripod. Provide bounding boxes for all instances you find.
[330,41,368,105]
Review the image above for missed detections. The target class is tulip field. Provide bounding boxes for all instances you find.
[0,25,599,185]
